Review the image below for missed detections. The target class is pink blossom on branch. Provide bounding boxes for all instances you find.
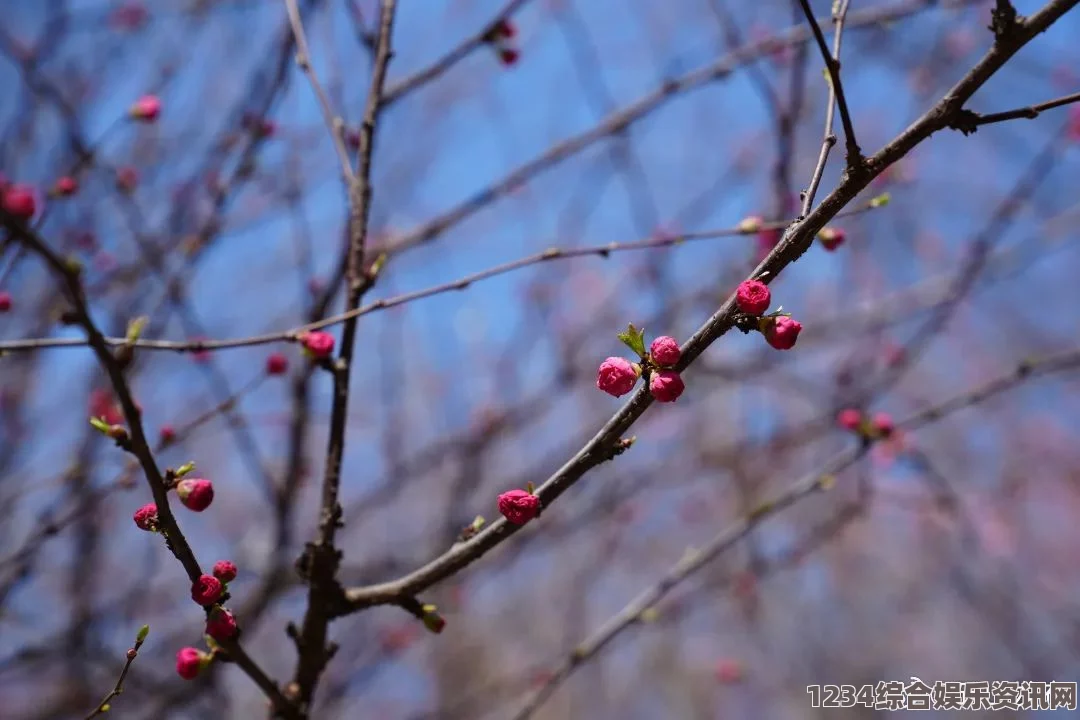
[129,94,161,122]
[191,574,223,606]
[2,184,36,221]
[649,370,685,403]
[817,227,846,251]
[837,408,862,431]
[206,606,238,641]
[266,352,288,375]
[649,336,681,367]
[762,316,802,350]
[735,280,771,316]
[133,503,158,531]
[175,647,205,680]
[497,489,541,525]
[212,560,237,583]
[301,331,335,359]
[176,478,214,511]
[596,357,640,397]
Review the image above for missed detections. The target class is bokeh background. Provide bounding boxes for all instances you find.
[2,0,1080,717]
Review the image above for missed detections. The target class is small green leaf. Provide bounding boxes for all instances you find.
[369,252,388,278]
[126,316,149,342]
[175,461,196,478]
[870,192,891,208]
[136,624,150,642]
[616,323,647,359]
[90,417,111,434]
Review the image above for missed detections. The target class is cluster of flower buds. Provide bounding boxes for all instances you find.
[483,18,519,67]
[596,324,687,403]
[735,280,803,350]
[175,560,241,679]
[836,408,895,439]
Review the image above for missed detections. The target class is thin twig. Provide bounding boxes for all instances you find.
[0,202,882,355]
[948,89,1080,134]
[798,0,863,169]
[381,0,533,107]
[284,0,356,183]
[290,0,398,709]
[84,626,148,719]
[510,349,1080,719]
[801,0,852,216]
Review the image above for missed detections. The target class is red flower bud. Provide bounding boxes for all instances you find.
[191,574,223,606]
[497,489,541,525]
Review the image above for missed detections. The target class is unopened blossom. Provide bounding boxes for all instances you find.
[872,412,895,437]
[266,352,288,375]
[191,574,223,606]
[212,560,237,583]
[649,336,681,367]
[817,227,846,251]
[2,184,36,221]
[133,503,158,531]
[301,331,335,359]
[206,606,238,641]
[176,647,205,679]
[129,94,161,122]
[53,176,78,197]
[649,370,685,403]
[176,478,214,511]
[837,408,862,432]
[763,316,802,350]
[596,357,639,397]
[497,489,541,525]
[735,280,771,316]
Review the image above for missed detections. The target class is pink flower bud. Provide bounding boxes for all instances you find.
[714,659,744,684]
[301,331,335,359]
[206,606,238,641]
[763,316,802,350]
[133,502,158,531]
[649,370,685,403]
[126,648,138,660]
[737,215,763,233]
[266,352,288,375]
[176,647,205,680]
[130,95,161,122]
[596,357,639,397]
[116,166,139,193]
[817,227,846,251]
[2,184,36,221]
[649,336,681,367]
[176,478,214,512]
[837,408,862,431]
[212,560,237,583]
[498,48,519,66]
[497,489,541,525]
[871,412,894,437]
[0,291,11,313]
[159,425,176,444]
[1070,105,1080,142]
[191,574,223,606]
[735,280,770,316]
[53,176,78,197]
[493,19,516,39]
